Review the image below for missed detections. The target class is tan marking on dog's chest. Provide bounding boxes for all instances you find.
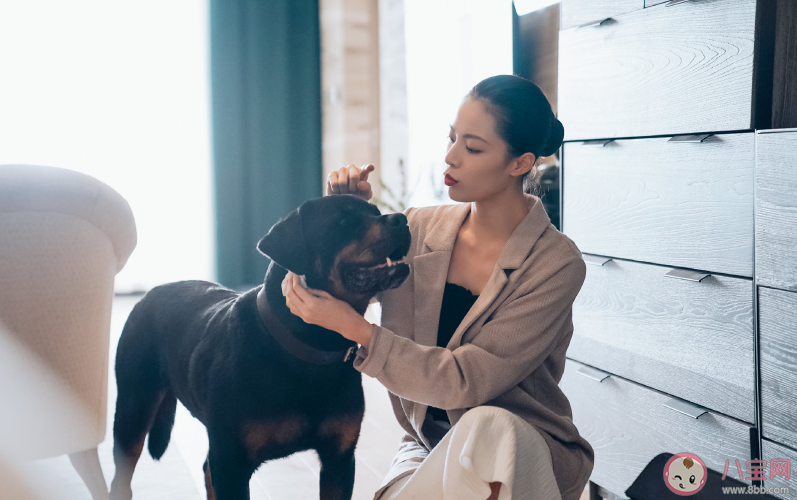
[243,417,309,458]
[318,415,362,454]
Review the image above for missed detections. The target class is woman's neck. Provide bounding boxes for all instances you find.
[465,191,532,243]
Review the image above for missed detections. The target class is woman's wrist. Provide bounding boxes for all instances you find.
[348,315,373,349]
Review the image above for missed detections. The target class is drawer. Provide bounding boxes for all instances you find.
[560,0,643,30]
[756,129,797,291]
[560,359,753,497]
[762,439,796,498]
[558,0,759,140]
[567,256,754,422]
[562,133,754,277]
[760,287,797,450]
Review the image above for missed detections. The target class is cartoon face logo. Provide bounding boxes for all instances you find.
[664,453,707,495]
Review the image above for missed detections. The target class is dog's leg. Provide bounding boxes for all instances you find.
[318,448,354,500]
[110,389,165,500]
[318,447,356,500]
[316,415,361,500]
[203,454,217,500]
[207,440,254,500]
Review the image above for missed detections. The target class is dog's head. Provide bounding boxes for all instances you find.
[257,195,411,304]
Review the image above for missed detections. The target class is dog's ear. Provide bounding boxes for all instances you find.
[257,210,310,275]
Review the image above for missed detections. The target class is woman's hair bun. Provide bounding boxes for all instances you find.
[540,118,564,157]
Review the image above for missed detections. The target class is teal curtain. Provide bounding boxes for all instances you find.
[210,0,322,289]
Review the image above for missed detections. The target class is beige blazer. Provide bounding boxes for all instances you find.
[353,194,594,500]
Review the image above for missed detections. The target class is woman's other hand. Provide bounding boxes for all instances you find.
[281,271,373,348]
[327,163,374,200]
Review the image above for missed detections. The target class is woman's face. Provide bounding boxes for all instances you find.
[445,97,520,202]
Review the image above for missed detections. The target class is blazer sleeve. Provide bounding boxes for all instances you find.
[353,255,586,410]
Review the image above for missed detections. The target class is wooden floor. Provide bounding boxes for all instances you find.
[16,296,591,500]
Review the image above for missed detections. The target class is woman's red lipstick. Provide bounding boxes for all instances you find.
[444,174,458,186]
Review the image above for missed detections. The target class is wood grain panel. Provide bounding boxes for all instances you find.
[762,439,797,498]
[563,133,754,276]
[759,287,797,450]
[560,0,643,30]
[558,0,758,140]
[567,257,755,422]
[560,359,753,497]
[772,0,797,129]
[756,130,797,290]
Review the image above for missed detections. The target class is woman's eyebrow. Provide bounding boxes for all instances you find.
[449,125,489,144]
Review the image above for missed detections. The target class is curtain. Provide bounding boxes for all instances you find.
[210,0,322,289]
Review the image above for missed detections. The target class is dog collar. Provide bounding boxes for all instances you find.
[256,287,355,365]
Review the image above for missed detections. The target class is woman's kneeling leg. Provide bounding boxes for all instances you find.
[378,406,562,500]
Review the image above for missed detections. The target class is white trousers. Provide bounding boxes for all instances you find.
[378,406,563,500]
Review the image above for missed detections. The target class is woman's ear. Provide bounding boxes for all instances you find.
[511,152,537,177]
[257,210,311,276]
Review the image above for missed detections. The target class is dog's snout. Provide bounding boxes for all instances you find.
[386,213,406,227]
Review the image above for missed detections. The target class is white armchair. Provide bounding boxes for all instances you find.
[0,164,137,499]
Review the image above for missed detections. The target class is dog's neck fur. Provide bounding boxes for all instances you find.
[262,262,359,353]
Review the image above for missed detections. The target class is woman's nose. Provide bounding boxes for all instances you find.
[445,144,457,167]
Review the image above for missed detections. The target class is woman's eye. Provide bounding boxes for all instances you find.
[467,147,480,154]
[448,135,455,143]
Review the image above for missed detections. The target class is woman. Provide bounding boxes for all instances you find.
[282,74,593,500]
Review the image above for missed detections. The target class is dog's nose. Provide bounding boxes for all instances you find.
[386,213,407,226]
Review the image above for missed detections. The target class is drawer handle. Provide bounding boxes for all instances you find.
[665,268,711,282]
[665,0,693,6]
[578,17,613,28]
[582,254,612,266]
[662,397,708,419]
[581,139,614,147]
[576,365,611,382]
[668,133,713,143]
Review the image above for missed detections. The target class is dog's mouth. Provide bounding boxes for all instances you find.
[343,243,410,293]
[357,246,407,271]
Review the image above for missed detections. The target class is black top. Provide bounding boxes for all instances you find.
[426,281,479,425]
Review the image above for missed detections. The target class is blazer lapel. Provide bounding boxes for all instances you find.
[409,202,469,440]
[411,253,450,348]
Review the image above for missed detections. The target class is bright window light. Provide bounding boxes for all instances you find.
[404,0,513,207]
[514,0,560,16]
[0,0,214,293]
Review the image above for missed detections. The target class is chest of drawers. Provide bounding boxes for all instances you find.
[756,129,797,499]
[555,1,797,497]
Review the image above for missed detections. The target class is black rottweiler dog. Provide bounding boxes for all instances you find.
[110,195,410,500]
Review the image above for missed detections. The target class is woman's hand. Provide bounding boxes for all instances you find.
[327,164,375,200]
[281,271,373,348]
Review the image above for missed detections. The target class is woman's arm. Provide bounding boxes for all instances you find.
[354,257,586,410]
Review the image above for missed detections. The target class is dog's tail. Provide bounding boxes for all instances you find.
[147,391,177,460]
